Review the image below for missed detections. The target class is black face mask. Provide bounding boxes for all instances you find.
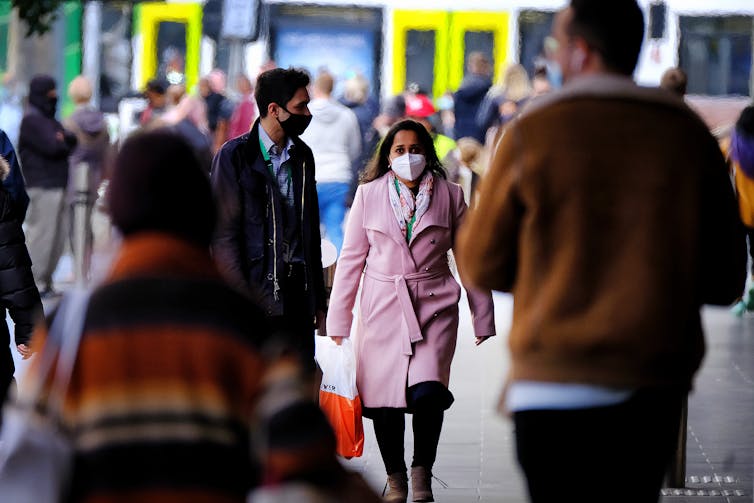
[277,106,312,137]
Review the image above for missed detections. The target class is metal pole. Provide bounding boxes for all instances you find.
[72,162,91,286]
[227,38,245,84]
[666,396,688,488]
[82,1,103,109]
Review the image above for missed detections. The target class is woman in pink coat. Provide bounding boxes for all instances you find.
[327,120,496,503]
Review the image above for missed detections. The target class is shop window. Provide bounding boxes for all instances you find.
[679,16,753,96]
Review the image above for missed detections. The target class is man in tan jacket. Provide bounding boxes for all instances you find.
[457,1,746,502]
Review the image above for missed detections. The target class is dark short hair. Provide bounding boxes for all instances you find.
[254,67,310,118]
[568,0,644,76]
[361,119,446,184]
[660,67,688,96]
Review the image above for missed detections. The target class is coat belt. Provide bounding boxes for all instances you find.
[364,265,449,356]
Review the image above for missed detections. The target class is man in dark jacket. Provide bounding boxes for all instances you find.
[18,75,77,297]
[211,67,326,373]
[453,52,492,143]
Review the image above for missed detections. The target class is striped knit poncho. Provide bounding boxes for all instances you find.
[29,233,269,503]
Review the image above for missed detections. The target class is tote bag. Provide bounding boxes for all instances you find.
[0,288,91,503]
[316,337,364,458]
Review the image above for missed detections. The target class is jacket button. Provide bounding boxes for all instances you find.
[430,239,436,244]
[429,292,435,297]
[424,267,429,272]
[433,312,439,318]
[266,273,273,280]
[268,239,273,246]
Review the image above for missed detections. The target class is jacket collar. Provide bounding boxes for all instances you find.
[107,232,220,283]
[363,173,450,248]
[523,73,692,118]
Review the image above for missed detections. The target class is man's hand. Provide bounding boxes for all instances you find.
[17,344,32,359]
[475,336,493,346]
[330,336,344,346]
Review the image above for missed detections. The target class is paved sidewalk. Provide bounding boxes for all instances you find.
[9,275,753,502]
[343,294,754,503]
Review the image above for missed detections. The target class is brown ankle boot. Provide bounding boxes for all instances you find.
[383,471,408,502]
[411,466,434,502]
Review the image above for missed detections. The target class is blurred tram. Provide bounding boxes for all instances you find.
[111,0,754,102]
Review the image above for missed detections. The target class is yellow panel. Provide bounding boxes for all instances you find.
[392,10,450,99]
[448,11,509,91]
[137,2,203,92]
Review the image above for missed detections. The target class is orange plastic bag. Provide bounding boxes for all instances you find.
[316,338,364,458]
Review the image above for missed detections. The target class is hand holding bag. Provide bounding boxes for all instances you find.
[316,337,364,458]
[0,288,91,503]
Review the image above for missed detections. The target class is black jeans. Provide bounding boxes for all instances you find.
[514,387,684,503]
[267,263,316,373]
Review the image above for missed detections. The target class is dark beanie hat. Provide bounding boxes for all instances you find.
[108,130,215,247]
[29,74,56,97]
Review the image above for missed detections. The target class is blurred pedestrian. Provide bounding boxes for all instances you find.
[249,360,381,502]
[476,63,532,138]
[160,94,212,173]
[660,67,688,97]
[727,106,754,316]
[202,69,234,153]
[18,74,77,297]
[452,52,492,142]
[228,74,257,139]
[212,67,327,375]
[457,2,746,502]
[64,75,111,282]
[23,130,271,502]
[166,83,186,108]
[139,77,168,127]
[300,71,361,254]
[0,153,42,414]
[530,65,553,98]
[339,74,380,202]
[327,119,496,503]
[404,93,456,164]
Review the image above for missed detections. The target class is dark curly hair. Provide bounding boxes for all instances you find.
[361,120,446,184]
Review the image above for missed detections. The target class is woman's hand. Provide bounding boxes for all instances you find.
[17,344,32,359]
[330,336,344,346]
[475,336,492,346]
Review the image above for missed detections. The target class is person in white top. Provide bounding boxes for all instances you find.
[300,71,361,254]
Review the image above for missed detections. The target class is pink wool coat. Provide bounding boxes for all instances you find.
[326,174,496,409]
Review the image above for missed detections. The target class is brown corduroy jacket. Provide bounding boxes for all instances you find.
[457,74,747,391]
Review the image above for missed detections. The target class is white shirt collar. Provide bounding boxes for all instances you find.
[259,123,294,157]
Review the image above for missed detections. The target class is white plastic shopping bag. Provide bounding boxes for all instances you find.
[315,337,364,458]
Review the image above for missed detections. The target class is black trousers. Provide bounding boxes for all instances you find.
[514,387,684,503]
[267,263,316,372]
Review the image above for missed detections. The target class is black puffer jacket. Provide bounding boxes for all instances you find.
[211,120,326,318]
[0,154,43,392]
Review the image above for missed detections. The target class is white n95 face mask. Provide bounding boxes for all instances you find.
[390,153,426,181]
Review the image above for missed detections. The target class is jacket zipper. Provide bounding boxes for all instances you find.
[269,185,280,301]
